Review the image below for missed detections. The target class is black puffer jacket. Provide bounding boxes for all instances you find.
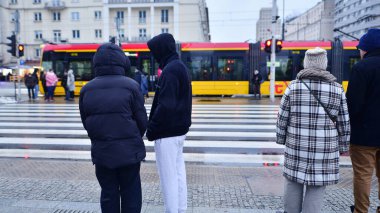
[146,33,192,141]
[347,49,380,147]
[79,43,147,169]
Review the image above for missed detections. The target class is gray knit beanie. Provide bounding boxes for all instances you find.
[303,47,328,70]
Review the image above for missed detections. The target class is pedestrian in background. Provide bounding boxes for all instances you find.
[45,69,58,102]
[62,70,69,101]
[32,68,39,100]
[24,72,37,100]
[40,71,48,100]
[79,43,147,213]
[140,71,148,99]
[346,29,380,213]
[276,47,350,213]
[67,69,75,101]
[252,70,262,99]
[147,33,192,213]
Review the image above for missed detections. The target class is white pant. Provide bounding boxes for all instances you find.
[155,135,187,213]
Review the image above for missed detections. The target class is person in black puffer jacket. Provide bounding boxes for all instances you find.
[147,33,192,213]
[79,43,147,213]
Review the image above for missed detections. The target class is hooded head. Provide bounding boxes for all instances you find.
[68,69,73,75]
[93,43,130,77]
[303,47,328,70]
[357,29,380,53]
[147,33,177,68]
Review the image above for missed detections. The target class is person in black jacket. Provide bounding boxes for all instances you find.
[346,28,380,213]
[32,68,39,100]
[24,72,37,100]
[79,43,147,213]
[147,33,192,213]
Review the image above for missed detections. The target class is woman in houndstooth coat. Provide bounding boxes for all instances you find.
[276,47,350,213]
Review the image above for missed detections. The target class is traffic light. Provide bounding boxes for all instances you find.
[275,40,283,53]
[264,39,272,53]
[264,39,283,53]
[18,44,24,57]
[6,35,16,57]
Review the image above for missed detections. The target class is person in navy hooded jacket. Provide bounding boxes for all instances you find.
[147,33,192,213]
[79,43,147,213]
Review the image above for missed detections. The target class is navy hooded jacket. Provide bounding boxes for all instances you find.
[79,43,147,169]
[146,33,192,141]
[347,49,380,147]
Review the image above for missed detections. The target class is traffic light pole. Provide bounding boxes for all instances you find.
[270,0,277,102]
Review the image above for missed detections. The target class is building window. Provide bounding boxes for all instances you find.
[95,29,102,38]
[71,12,80,21]
[35,31,43,40]
[33,0,41,3]
[72,30,80,39]
[53,12,61,21]
[95,11,102,20]
[116,11,124,23]
[10,0,17,4]
[139,10,146,24]
[34,12,42,21]
[53,30,61,43]
[161,9,169,23]
[35,48,41,57]
[139,28,147,38]
[161,28,169,33]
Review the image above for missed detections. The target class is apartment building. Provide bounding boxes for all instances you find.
[285,0,334,41]
[0,0,209,65]
[334,0,380,40]
[256,8,281,41]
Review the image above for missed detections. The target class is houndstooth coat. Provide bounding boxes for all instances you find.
[276,71,350,186]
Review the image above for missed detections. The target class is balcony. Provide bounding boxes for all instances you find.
[45,1,66,10]
[108,0,174,3]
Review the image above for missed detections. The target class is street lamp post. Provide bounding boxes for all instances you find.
[270,0,278,102]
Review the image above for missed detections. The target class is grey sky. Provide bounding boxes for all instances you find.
[206,0,322,42]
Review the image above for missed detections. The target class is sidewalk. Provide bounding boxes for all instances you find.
[0,158,378,213]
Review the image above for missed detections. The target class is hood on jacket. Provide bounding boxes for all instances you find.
[68,69,73,75]
[93,43,130,77]
[147,33,177,69]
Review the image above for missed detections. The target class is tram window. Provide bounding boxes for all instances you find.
[217,57,244,80]
[266,56,293,81]
[187,56,212,81]
[70,60,92,81]
[42,60,52,72]
[54,60,65,77]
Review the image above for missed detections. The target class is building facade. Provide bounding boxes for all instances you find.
[334,0,380,40]
[0,0,210,65]
[285,0,334,41]
[256,8,281,42]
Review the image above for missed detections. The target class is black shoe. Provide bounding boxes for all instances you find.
[377,206,380,213]
[350,205,355,213]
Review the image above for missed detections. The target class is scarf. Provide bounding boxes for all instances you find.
[296,68,336,83]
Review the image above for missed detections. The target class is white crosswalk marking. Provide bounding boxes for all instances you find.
[0,103,351,166]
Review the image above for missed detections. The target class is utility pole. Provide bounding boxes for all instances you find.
[115,17,121,46]
[14,10,21,102]
[282,0,285,40]
[270,0,278,102]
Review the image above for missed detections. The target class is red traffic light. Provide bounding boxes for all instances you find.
[18,44,24,57]
[265,40,272,47]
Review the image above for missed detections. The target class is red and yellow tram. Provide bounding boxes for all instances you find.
[40,40,359,96]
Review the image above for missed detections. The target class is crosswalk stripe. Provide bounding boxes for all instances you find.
[0,102,349,166]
